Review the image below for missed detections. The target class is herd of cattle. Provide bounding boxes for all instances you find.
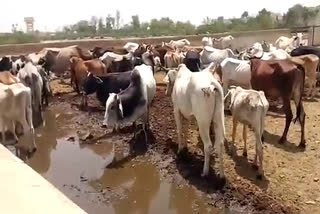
[0,32,320,180]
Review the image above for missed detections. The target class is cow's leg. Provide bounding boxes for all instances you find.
[223,80,229,96]
[174,107,185,153]
[11,121,19,143]
[293,88,306,147]
[1,123,6,146]
[142,112,148,143]
[279,97,292,144]
[232,117,238,142]
[242,124,248,157]
[133,122,137,140]
[198,121,211,177]
[254,129,264,178]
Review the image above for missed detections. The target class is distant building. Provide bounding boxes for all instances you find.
[24,17,34,33]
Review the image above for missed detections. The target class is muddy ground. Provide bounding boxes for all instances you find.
[11,72,320,214]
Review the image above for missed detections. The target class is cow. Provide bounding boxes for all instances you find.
[0,71,20,85]
[163,64,225,178]
[275,33,303,52]
[224,86,269,178]
[18,62,43,126]
[184,49,201,72]
[36,66,52,107]
[250,59,306,147]
[91,46,128,58]
[100,52,134,73]
[149,45,175,67]
[201,37,213,47]
[103,65,156,142]
[124,42,140,53]
[166,39,190,50]
[70,57,106,93]
[0,57,12,71]
[200,46,237,68]
[164,50,185,68]
[291,46,320,72]
[289,54,319,98]
[248,43,290,60]
[213,58,252,94]
[212,35,234,49]
[38,50,58,73]
[0,83,36,149]
[82,71,132,107]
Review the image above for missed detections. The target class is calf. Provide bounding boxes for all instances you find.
[250,59,306,147]
[82,71,132,106]
[224,86,269,178]
[200,46,237,68]
[0,71,20,85]
[164,64,225,178]
[0,83,36,149]
[103,65,156,142]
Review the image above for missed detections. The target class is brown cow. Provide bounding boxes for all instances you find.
[289,54,319,98]
[0,71,20,85]
[250,59,306,147]
[70,57,106,93]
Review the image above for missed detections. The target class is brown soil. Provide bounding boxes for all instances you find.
[34,71,320,214]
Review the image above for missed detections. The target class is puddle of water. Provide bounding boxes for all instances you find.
[17,107,225,214]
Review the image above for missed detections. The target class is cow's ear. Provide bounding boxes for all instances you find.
[116,95,124,119]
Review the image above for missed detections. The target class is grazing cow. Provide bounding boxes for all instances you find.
[0,71,20,85]
[164,64,225,178]
[214,58,252,94]
[200,46,237,68]
[164,50,185,68]
[291,46,320,72]
[70,57,106,94]
[184,49,201,72]
[225,86,269,178]
[18,62,43,125]
[250,59,306,147]
[212,35,234,49]
[289,54,319,98]
[0,83,36,149]
[82,71,132,106]
[201,37,213,47]
[275,33,302,52]
[0,57,12,71]
[103,65,156,142]
[248,43,290,60]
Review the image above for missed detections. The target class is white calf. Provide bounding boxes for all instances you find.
[224,86,269,177]
[164,64,225,178]
[0,83,36,148]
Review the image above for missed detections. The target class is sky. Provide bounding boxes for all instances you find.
[0,0,318,33]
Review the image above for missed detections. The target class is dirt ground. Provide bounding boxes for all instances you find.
[31,71,319,214]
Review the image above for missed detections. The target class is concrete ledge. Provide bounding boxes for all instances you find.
[0,144,87,214]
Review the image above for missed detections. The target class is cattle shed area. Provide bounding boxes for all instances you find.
[0,28,292,56]
[1,31,320,214]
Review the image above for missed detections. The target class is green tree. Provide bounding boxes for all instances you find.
[98,17,104,34]
[241,11,249,19]
[131,15,140,30]
[256,8,274,29]
[106,15,115,30]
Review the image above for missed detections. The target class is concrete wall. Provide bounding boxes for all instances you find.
[0,28,292,56]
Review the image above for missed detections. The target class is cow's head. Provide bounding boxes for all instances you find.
[103,93,123,127]
[82,72,103,95]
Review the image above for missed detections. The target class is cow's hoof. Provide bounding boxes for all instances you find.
[242,151,248,157]
[298,141,306,148]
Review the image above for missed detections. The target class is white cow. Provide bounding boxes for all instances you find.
[167,39,190,50]
[212,35,234,49]
[103,64,156,142]
[164,64,225,178]
[164,50,185,68]
[249,43,290,60]
[0,83,36,148]
[275,33,303,52]
[201,37,213,47]
[216,58,252,95]
[224,86,269,178]
[200,46,237,68]
[18,62,43,125]
[123,42,140,53]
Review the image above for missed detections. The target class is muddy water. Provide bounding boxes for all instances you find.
[15,107,227,214]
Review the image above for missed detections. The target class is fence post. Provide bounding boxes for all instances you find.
[312,26,315,46]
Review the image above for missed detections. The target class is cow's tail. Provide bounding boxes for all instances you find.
[294,64,305,124]
[210,80,225,139]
